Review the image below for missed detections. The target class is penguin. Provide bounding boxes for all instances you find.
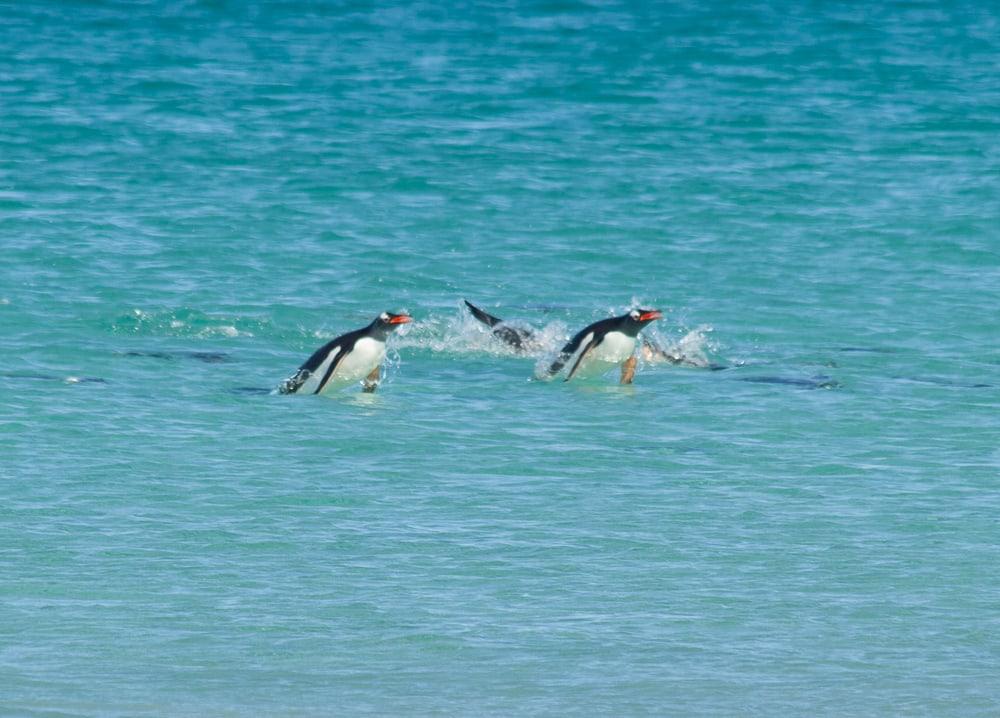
[278,311,412,395]
[640,337,728,371]
[640,338,684,364]
[545,309,662,383]
[464,299,535,352]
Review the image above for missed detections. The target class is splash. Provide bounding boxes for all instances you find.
[641,325,720,369]
[393,305,569,358]
[389,305,725,382]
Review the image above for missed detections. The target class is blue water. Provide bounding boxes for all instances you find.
[3,1,1000,714]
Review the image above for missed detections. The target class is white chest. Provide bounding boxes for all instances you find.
[334,337,386,381]
[312,336,386,394]
[592,331,636,363]
[571,331,636,378]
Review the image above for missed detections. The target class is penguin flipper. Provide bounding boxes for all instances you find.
[313,346,349,394]
[548,330,587,376]
[548,340,577,375]
[464,300,502,328]
[280,341,345,395]
[564,335,601,382]
[278,367,311,395]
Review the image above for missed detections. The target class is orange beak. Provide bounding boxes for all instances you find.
[389,314,412,324]
[638,310,662,322]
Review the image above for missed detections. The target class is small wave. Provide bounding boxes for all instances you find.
[230,386,273,396]
[739,375,841,390]
[110,308,262,338]
[0,372,107,385]
[122,350,234,364]
[891,375,992,389]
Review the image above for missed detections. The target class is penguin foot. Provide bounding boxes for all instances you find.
[362,366,380,393]
[620,356,637,385]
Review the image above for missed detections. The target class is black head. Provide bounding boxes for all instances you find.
[620,308,663,336]
[373,311,412,331]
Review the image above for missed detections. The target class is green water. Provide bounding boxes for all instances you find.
[2,1,999,715]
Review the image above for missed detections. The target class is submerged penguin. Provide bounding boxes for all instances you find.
[464,299,535,352]
[545,309,662,384]
[278,311,412,395]
[640,338,727,370]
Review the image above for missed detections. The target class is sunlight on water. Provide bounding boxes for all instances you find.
[2,0,999,715]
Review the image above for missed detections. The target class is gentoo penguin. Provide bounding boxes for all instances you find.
[640,337,727,370]
[641,338,681,364]
[545,309,662,384]
[464,299,534,352]
[278,311,412,395]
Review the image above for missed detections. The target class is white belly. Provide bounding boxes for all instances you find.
[320,337,385,392]
[571,332,635,379]
[593,331,636,362]
[574,331,636,378]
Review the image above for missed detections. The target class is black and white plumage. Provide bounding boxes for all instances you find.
[278,311,411,395]
[640,338,727,370]
[463,299,534,352]
[545,308,662,382]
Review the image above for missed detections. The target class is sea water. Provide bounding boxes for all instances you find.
[2,1,999,715]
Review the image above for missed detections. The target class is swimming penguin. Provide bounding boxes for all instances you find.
[464,299,535,352]
[545,309,662,384]
[640,337,728,370]
[278,311,412,395]
[640,338,683,364]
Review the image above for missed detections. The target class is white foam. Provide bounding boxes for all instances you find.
[394,306,569,359]
[643,324,718,368]
[198,325,248,338]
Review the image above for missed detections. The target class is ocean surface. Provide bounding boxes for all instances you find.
[2,1,999,715]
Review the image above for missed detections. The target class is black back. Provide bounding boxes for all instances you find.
[548,316,620,375]
[465,299,534,351]
[278,314,401,395]
[547,311,655,376]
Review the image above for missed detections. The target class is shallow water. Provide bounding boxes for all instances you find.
[2,1,1000,715]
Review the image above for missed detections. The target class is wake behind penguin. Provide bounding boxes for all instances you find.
[463,299,537,352]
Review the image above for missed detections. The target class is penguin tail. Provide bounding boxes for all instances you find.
[464,299,502,328]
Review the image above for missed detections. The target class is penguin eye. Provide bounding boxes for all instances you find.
[380,312,389,321]
[630,310,640,319]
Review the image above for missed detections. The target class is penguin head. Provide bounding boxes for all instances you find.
[628,308,662,324]
[374,311,412,332]
[623,308,662,335]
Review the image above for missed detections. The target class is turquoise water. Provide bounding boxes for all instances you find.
[3,1,1000,714]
